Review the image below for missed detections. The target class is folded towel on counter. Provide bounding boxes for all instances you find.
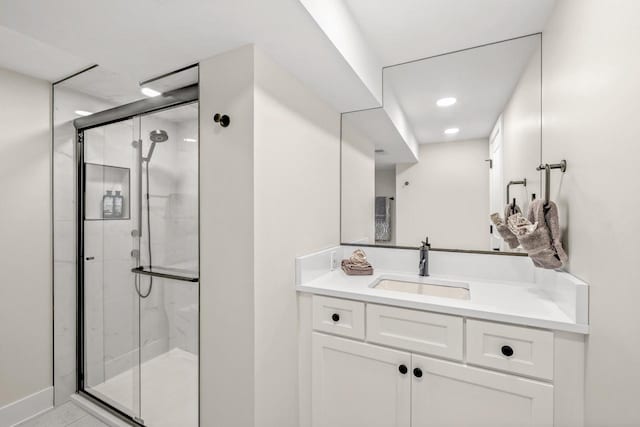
[341,248,373,276]
[507,200,567,269]
[490,212,520,249]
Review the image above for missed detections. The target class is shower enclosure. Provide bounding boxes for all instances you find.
[75,89,199,426]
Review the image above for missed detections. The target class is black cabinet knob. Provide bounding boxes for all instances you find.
[413,368,423,378]
[398,364,408,375]
[331,313,340,322]
[501,345,514,357]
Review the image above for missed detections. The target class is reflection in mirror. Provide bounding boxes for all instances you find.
[341,34,542,252]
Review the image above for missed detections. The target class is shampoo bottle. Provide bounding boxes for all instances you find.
[103,190,114,219]
[113,187,124,218]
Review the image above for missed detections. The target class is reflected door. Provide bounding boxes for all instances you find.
[489,117,504,251]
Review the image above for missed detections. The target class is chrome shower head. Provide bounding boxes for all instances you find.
[149,129,168,143]
[144,130,168,162]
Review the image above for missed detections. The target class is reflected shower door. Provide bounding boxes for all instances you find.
[82,117,141,421]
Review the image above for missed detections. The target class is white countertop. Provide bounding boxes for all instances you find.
[296,268,589,334]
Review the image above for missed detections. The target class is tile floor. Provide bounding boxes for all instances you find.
[17,402,108,427]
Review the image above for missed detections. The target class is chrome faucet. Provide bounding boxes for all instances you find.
[419,237,430,277]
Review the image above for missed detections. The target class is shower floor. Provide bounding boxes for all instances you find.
[89,348,198,427]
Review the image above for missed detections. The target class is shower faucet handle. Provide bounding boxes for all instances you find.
[131,249,140,259]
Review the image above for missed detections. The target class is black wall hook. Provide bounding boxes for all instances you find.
[213,113,230,127]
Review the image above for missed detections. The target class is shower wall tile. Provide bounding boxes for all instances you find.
[53,112,77,405]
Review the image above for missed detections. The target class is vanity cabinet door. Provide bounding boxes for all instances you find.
[312,333,410,427]
[411,354,553,427]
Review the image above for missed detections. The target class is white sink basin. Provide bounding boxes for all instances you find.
[371,275,470,300]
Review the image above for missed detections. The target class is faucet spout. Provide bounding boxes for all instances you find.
[419,236,430,277]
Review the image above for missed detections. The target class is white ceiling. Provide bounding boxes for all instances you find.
[0,0,555,125]
[343,0,555,66]
[0,0,380,112]
[386,34,540,144]
[0,25,91,82]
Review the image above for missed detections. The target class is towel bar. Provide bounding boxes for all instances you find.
[536,160,567,205]
[506,179,527,207]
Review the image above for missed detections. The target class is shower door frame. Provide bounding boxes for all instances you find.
[75,83,199,427]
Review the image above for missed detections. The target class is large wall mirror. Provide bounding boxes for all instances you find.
[341,34,542,253]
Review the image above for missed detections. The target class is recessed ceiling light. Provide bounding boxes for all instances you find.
[183,138,197,142]
[74,110,93,116]
[444,127,460,135]
[141,87,162,98]
[436,97,457,107]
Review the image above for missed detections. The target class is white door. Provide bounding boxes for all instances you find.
[489,117,504,250]
[411,355,553,427]
[312,333,411,427]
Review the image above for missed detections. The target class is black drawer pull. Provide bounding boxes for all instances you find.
[398,364,408,375]
[413,368,423,378]
[501,345,514,357]
[331,313,340,322]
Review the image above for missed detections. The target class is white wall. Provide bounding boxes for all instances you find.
[540,1,640,425]
[200,44,340,427]
[0,67,52,406]
[253,47,340,427]
[501,42,542,212]
[341,120,375,244]
[395,139,489,249]
[200,45,256,427]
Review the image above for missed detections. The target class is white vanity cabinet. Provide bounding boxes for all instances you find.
[411,355,553,427]
[301,295,582,427]
[312,333,411,427]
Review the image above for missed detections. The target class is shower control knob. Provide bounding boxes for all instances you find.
[131,229,140,238]
[131,249,140,259]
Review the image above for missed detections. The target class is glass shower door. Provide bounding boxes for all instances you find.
[81,102,199,427]
[136,104,199,427]
[82,117,142,421]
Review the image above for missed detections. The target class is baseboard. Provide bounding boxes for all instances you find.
[0,386,53,426]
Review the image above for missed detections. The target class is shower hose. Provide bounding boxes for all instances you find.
[135,164,153,298]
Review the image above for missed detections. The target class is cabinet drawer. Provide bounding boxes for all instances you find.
[466,319,554,380]
[312,296,365,340]
[366,304,463,361]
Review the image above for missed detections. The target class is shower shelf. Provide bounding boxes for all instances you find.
[84,163,131,220]
[132,265,199,283]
